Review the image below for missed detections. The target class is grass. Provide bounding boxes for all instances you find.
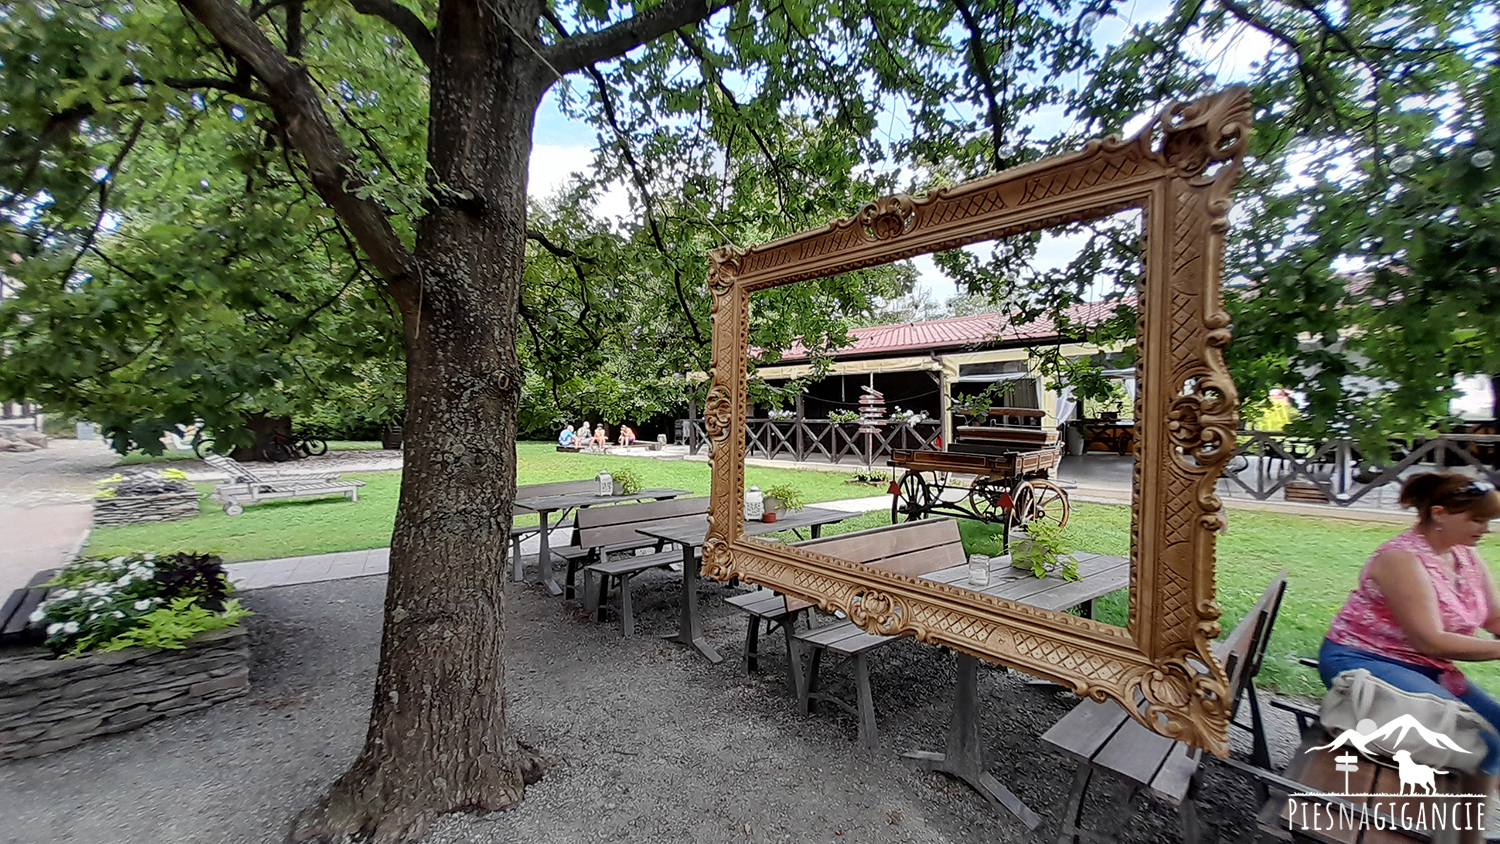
[958,504,1500,697]
[86,442,889,564]
[86,440,1500,697]
[114,441,383,465]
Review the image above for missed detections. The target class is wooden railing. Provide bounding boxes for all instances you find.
[686,418,942,464]
[1222,432,1500,506]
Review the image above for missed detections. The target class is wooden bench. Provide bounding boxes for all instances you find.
[792,519,968,750]
[0,569,59,646]
[576,497,710,636]
[1041,570,1288,844]
[727,521,952,702]
[954,425,1060,449]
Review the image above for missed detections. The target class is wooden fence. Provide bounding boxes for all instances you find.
[685,418,942,464]
[1222,432,1500,506]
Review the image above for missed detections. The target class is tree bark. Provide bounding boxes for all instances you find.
[291,4,547,842]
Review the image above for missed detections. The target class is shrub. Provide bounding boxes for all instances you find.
[32,552,251,656]
[827,410,860,424]
[95,469,195,499]
[1011,520,1080,581]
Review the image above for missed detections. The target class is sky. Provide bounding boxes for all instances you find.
[524,0,1275,303]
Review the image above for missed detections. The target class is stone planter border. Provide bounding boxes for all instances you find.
[92,490,201,526]
[0,626,250,761]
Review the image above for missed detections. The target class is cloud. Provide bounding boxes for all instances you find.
[528,144,634,226]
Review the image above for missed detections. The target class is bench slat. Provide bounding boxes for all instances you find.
[1091,718,1179,789]
[1148,743,1200,805]
[587,550,688,578]
[1040,699,1131,763]
[727,591,789,617]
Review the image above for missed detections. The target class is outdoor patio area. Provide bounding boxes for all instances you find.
[0,570,1303,844]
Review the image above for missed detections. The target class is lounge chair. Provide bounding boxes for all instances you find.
[204,453,365,516]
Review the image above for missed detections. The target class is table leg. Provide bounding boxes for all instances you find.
[663,543,722,663]
[535,508,563,596]
[903,653,1040,830]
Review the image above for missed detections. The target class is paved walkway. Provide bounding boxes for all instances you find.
[0,438,117,597]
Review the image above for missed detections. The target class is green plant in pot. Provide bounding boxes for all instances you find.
[763,484,805,518]
[1010,520,1080,581]
[610,467,643,495]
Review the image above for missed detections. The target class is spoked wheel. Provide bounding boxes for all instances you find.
[302,438,328,456]
[193,438,217,458]
[968,478,1022,525]
[890,472,932,522]
[1025,479,1071,529]
[1006,479,1037,529]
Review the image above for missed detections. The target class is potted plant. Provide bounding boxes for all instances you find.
[610,467,643,496]
[1009,520,1081,581]
[763,484,806,519]
[827,409,860,424]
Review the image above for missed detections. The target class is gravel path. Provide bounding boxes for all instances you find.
[0,571,1305,844]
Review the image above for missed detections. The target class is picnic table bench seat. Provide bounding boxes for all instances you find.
[787,519,969,750]
[1042,571,1288,844]
[575,496,710,636]
[0,569,59,646]
[507,480,599,563]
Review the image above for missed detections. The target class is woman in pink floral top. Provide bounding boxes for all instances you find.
[1322,473,1500,798]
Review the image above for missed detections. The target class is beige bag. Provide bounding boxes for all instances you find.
[1320,668,1493,774]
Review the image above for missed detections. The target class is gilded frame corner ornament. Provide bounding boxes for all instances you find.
[703,87,1251,756]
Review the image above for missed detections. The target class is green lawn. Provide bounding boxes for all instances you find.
[86,442,889,563]
[85,441,1500,697]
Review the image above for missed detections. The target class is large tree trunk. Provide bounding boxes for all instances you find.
[292,6,546,843]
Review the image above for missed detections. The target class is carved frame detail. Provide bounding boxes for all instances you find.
[703,88,1250,755]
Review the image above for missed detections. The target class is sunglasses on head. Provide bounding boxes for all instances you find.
[1460,479,1497,495]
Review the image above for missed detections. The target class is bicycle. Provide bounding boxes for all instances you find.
[193,432,327,460]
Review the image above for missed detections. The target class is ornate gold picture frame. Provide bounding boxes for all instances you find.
[701,87,1250,755]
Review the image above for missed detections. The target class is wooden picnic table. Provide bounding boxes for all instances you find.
[904,550,1129,828]
[514,487,691,596]
[632,506,853,663]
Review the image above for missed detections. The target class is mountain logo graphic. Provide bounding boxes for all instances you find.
[1308,714,1473,758]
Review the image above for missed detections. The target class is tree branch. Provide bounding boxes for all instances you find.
[525,228,593,262]
[344,0,434,68]
[952,0,1006,171]
[119,74,271,103]
[176,0,418,294]
[542,0,733,77]
[61,118,146,286]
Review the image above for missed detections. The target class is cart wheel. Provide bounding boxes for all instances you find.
[224,502,244,516]
[891,472,932,522]
[1026,480,1071,529]
[968,479,1015,524]
[1007,480,1037,529]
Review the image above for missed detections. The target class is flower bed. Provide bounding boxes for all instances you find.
[0,627,250,761]
[92,469,200,526]
[0,552,254,759]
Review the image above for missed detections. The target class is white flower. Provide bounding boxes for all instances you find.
[62,621,79,634]
[88,613,99,622]
[108,556,127,567]
[29,607,46,623]
[58,589,79,600]
[117,574,134,586]
[142,553,157,561]
[113,610,125,618]
[46,623,64,636]
[133,600,151,611]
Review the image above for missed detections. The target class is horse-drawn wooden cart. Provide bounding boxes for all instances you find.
[888,413,1071,531]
